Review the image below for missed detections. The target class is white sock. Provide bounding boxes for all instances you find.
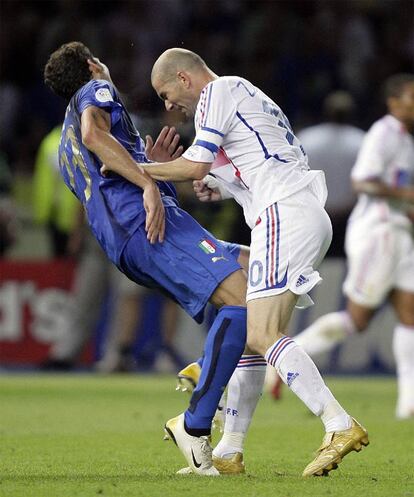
[213,355,266,458]
[265,336,351,432]
[393,324,414,418]
[295,311,357,357]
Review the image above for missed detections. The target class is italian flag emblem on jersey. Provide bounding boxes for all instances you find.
[199,239,216,254]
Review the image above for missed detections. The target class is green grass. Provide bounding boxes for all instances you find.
[0,375,413,497]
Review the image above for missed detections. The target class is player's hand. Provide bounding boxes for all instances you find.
[88,58,113,84]
[143,183,165,243]
[193,178,223,202]
[145,126,184,163]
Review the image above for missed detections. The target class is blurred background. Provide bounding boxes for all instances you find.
[0,0,413,374]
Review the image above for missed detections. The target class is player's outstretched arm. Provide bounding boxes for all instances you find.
[81,106,165,243]
[140,157,212,182]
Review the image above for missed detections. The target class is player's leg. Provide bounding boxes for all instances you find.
[181,268,247,431]
[207,243,266,471]
[175,242,264,473]
[247,291,368,476]
[165,268,247,475]
[119,208,248,475]
[391,289,414,419]
[293,221,394,357]
[212,342,266,473]
[294,301,375,356]
[246,191,368,476]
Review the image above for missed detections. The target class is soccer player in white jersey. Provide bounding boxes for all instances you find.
[283,73,414,419]
[100,48,370,477]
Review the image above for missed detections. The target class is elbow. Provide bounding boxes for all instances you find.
[81,129,99,150]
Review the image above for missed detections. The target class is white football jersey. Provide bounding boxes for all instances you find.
[349,114,414,229]
[182,76,326,228]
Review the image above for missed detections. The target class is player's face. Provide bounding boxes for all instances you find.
[154,79,196,118]
[391,82,414,128]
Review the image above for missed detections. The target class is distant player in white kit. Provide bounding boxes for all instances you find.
[101,48,369,477]
[287,73,414,419]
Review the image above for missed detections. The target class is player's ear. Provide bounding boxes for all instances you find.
[177,71,190,89]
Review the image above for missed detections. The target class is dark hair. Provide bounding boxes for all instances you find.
[384,73,414,100]
[323,90,355,124]
[44,41,94,100]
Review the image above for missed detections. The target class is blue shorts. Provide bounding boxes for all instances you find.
[119,206,241,323]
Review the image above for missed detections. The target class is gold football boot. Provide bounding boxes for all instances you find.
[302,418,369,477]
[176,362,201,393]
[177,453,245,475]
[212,452,245,474]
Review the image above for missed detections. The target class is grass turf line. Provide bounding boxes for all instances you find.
[0,375,412,497]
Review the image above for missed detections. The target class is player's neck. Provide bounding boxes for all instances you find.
[391,113,413,132]
[197,69,218,91]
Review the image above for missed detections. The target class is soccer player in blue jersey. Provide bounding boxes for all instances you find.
[44,41,249,475]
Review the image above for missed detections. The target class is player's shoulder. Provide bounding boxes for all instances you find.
[76,79,118,103]
[368,114,401,135]
[364,115,405,151]
[205,76,258,105]
[205,76,249,93]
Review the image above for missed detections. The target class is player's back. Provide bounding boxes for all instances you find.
[59,79,177,264]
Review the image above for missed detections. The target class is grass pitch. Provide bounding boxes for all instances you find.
[0,374,413,497]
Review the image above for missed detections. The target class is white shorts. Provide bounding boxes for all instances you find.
[246,187,332,308]
[343,222,414,308]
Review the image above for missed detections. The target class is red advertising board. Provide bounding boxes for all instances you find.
[0,260,77,364]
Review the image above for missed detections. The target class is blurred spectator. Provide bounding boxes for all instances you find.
[32,125,79,256]
[298,91,365,256]
[0,154,17,256]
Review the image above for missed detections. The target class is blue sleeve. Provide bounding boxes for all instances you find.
[76,80,123,127]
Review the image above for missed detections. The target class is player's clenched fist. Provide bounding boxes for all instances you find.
[193,175,229,202]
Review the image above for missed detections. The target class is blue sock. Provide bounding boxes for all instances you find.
[196,356,203,368]
[184,305,247,435]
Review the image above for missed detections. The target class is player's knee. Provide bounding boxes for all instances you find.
[246,329,262,355]
[347,302,372,332]
[246,322,275,355]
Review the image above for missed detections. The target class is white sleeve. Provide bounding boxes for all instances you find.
[351,120,398,181]
[203,174,233,200]
[183,79,236,163]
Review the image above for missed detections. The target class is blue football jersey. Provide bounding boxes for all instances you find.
[58,79,178,264]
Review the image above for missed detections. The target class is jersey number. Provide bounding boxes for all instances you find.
[60,125,92,202]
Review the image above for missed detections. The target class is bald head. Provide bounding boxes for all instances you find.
[151,48,208,85]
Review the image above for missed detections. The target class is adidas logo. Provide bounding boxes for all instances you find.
[287,371,299,387]
[296,274,309,287]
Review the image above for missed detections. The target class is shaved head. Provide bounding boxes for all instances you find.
[151,48,207,85]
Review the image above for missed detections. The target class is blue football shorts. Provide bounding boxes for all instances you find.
[119,206,242,323]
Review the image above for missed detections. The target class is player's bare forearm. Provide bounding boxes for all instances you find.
[353,180,414,204]
[81,106,165,243]
[142,157,212,182]
[81,106,153,189]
